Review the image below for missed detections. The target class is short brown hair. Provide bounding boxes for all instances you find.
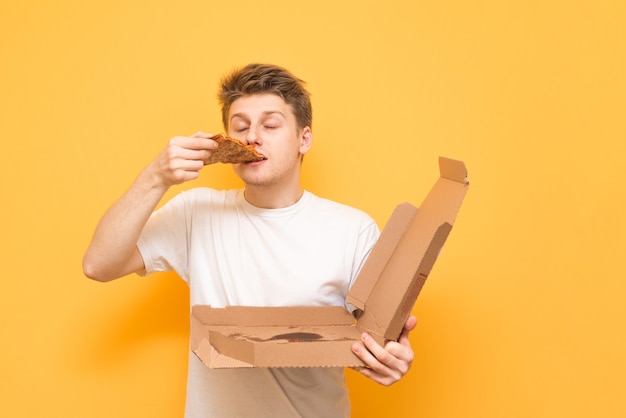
[218,63,312,132]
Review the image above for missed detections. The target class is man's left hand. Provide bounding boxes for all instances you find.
[350,316,417,386]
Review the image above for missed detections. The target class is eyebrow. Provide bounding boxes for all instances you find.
[230,110,286,122]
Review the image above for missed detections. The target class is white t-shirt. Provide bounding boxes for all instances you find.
[137,188,379,417]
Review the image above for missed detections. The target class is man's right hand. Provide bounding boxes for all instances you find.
[151,132,218,187]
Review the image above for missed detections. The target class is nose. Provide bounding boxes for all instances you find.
[244,127,262,146]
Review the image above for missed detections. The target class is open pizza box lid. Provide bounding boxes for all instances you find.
[191,157,470,368]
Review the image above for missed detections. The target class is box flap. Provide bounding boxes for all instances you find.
[346,203,418,312]
[351,157,469,343]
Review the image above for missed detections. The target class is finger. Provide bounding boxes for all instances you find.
[165,138,218,165]
[351,341,393,377]
[170,135,218,151]
[161,158,205,183]
[360,332,413,373]
[190,131,214,139]
[179,147,215,162]
[164,145,213,167]
[352,334,400,375]
[350,342,400,386]
[170,158,205,171]
[168,168,202,184]
[383,341,414,368]
[359,333,397,367]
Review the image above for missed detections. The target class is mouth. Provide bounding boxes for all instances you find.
[245,155,267,165]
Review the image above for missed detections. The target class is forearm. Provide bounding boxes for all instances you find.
[83,133,217,281]
[83,163,169,281]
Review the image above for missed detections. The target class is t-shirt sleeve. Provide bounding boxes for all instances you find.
[136,191,191,280]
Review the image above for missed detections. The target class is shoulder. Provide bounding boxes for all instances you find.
[155,188,241,218]
[305,191,371,217]
[304,191,378,230]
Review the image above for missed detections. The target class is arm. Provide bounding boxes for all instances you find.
[82,132,217,282]
[350,315,417,386]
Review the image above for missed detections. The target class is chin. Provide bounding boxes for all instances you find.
[235,169,269,187]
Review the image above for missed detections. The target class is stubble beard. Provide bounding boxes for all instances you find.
[236,152,301,190]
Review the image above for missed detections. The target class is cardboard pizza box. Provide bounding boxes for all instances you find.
[191,156,470,368]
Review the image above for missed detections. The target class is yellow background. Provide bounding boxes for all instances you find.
[1,1,625,417]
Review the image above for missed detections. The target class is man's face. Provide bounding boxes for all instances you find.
[227,93,311,188]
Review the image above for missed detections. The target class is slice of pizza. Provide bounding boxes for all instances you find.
[204,133,265,165]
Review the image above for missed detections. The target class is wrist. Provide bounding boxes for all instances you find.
[138,161,171,194]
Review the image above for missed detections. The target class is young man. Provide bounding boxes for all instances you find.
[83,63,416,417]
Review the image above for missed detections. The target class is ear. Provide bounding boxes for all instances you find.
[299,126,313,155]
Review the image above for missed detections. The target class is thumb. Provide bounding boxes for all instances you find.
[398,315,418,345]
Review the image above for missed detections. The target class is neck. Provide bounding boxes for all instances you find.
[243,183,304,209]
